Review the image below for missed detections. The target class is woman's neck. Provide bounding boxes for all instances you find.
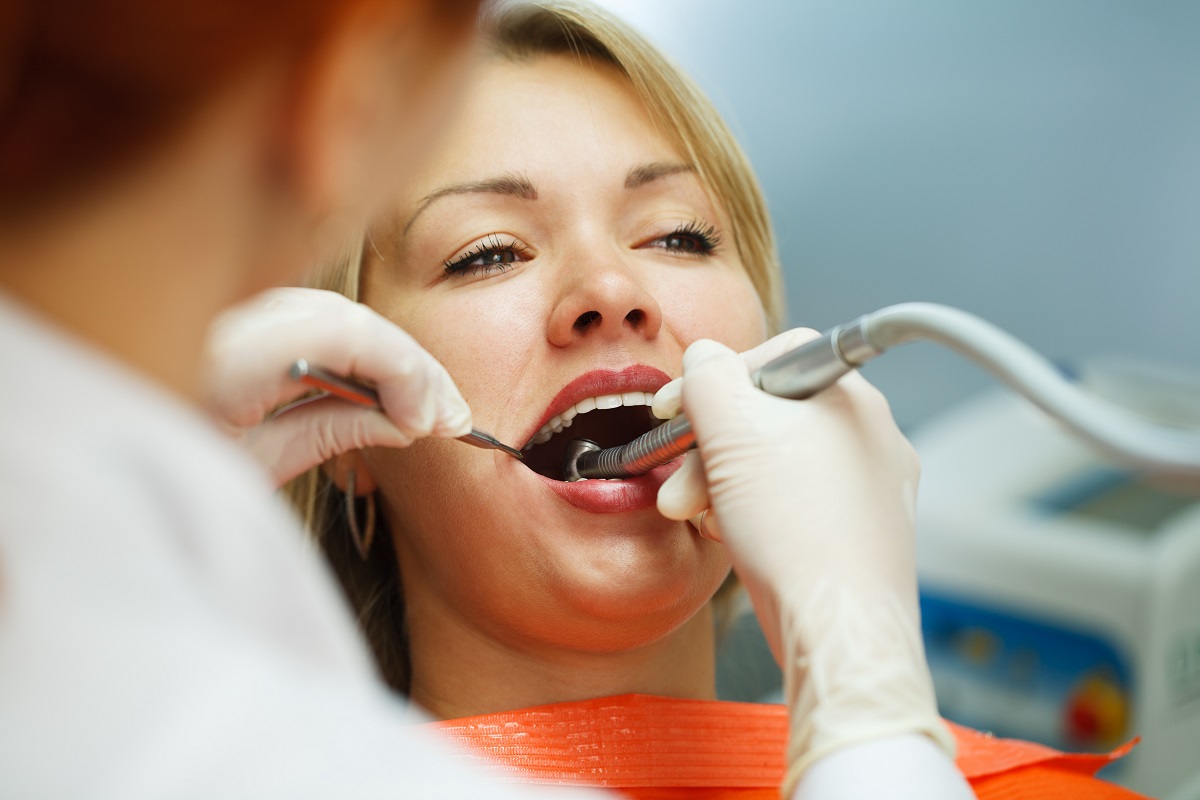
[406,600,719,720]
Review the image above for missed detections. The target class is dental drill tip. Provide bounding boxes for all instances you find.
[563,438,601,482]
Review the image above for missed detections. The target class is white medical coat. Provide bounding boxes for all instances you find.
[0,293,576,798]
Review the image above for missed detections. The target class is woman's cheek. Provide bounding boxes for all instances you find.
[664,269,765,353]
[720,270,769,347]
[410,284,544,400]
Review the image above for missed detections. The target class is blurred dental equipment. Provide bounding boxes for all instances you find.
[565,303,1200,483]
[287,359,524,459]
[913,359,1200,800]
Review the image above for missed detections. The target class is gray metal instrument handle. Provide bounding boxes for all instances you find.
[571,302,1200,481]
[571,335,854,480]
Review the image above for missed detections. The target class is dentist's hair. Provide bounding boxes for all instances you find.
[0,0,476,220]
[291,0,785,693]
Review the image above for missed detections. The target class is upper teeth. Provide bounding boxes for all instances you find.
[525,391,655,448]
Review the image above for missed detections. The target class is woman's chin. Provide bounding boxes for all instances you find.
[529,555,729,653]
[484,452,728,629]
[385,447,728,655]
[529,586,718,654]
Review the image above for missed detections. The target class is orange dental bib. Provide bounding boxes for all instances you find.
[427,694,1146,799]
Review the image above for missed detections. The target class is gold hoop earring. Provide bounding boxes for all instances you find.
[345,470,376,561]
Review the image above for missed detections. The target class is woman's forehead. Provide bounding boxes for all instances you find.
[404,54,682,202]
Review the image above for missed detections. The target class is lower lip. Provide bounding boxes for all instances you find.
[531,458,684,513]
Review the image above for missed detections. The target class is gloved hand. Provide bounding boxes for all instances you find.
[655,332,955,795]
[204,287,472,486]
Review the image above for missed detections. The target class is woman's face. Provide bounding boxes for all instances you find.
[358,54,767,655]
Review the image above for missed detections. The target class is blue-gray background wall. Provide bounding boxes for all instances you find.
[596,0,1200,431]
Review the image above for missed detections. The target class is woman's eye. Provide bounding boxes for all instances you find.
[645,221,722,256]
[443,234,531,278]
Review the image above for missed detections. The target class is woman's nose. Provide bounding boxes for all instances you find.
[546,258,663,348]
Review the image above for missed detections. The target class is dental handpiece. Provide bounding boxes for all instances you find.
[566,302,1200,481]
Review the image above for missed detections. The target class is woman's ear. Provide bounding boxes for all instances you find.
[324,449,378,496]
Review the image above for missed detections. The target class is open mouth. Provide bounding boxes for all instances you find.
[521,392,661,482]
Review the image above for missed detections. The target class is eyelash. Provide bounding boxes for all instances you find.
[440,221,722,279]
[647,220,723,256]
[443,234,531,277]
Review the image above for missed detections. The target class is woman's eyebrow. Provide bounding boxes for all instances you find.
[403,173,538,234]
[625,161,694,190]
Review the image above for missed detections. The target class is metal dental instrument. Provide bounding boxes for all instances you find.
[288,359,524,460]
[566,302,1200,482]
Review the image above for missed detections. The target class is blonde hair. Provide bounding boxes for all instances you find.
[290,0,785,693]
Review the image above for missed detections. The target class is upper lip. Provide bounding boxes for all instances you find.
[522,365,674,447]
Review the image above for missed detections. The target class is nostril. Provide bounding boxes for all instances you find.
[574,310,601,332]
[624,309,645,329]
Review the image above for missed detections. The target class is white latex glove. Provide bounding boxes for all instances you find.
[204,287,472,486]
[655,332,955,795]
